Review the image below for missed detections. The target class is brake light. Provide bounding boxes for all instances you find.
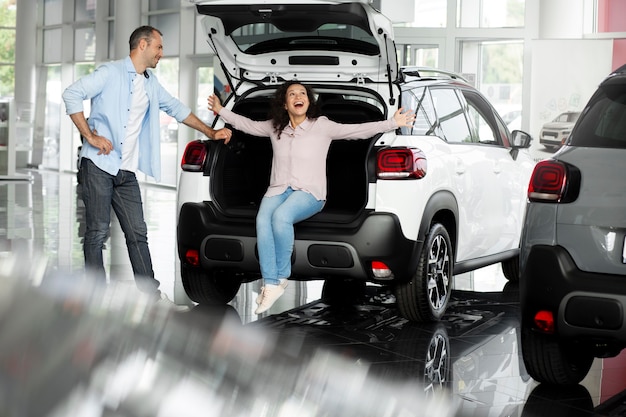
[181,140,208,172]
[534,310,555,334]
[528,160,567,202]
[185,249,200,266]
[371,260,393,279]
[377,147,427,179]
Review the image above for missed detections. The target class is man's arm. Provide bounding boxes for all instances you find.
[181,112,232,144]
[68,112,113,155]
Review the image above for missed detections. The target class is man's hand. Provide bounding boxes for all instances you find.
[69,112,113,155]
[87,130,114,155]
[213,127,232,144]
[181,112,231,144]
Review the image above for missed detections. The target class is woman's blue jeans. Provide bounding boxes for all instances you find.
[79,158,159,294]
[256,187,325,285]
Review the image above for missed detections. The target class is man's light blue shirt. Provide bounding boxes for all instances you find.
[62,56,191,182]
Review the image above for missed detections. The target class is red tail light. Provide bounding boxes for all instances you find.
[371,260,393,278]
[181,140,208,172]
[377,147,427,179]
[534,310,555,334]
[185,249,200,266]
[528,160,567,202]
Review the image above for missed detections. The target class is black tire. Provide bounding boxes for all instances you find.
[521,324,594,385]
[321,278,366,306]
[522,383,593,417]
[395,223,453,322]
[501,256,520,282]
[181,266,241,305]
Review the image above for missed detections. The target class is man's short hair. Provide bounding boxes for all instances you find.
[129,25,163,51]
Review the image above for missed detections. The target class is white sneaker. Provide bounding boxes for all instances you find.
[156,293,190,312]
[256,279,288,305]
[254,283,285,315]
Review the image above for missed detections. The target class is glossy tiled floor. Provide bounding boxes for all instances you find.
[2,168,626,416]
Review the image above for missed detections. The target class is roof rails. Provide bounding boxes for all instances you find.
[399,66,469,83]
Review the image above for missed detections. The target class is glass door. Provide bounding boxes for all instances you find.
[459,39,524,131]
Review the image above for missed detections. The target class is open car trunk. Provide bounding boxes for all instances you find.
[209,96,385,223]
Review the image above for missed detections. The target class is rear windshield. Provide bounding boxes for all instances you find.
[231,23,379,56]
[569,83,626,148]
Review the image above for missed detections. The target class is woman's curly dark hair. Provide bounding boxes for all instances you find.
[269,80,320,137]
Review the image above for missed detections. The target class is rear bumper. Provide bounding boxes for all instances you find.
[177,202,419,281]
[521,245,626,343]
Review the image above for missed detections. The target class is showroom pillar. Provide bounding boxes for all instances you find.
[13,0,37,169]
[108,1,142,282]
[538,0,585,39]
[114,0,142,60]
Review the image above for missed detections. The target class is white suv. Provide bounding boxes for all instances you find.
[177,0,534,321]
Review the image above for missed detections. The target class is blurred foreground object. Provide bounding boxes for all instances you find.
[0,253,457,416]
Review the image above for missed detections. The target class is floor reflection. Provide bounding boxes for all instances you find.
[2,169,626,416]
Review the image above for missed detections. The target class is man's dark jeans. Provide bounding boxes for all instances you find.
[79,158,159,295]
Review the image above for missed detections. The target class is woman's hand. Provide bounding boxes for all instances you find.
[208,94,223,114]
[393,107,416,128]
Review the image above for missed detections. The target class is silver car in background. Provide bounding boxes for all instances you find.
[538,111,580,150]
[520,64,626,385]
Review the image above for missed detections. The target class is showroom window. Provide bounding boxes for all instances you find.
[43,0,61,26]
[148,13,180,56]
[42,65,61,169]
[74,0,95,21]
[457,0,525,28]
[391,0,447,28]
[41,0,63,170]
[42,0,63,64]
[150,57,180,187]
[43,28,62,63]
[74,27,96,61]
[0,0,15,97]
[147,2,181,187]
[197,66,216,126]
[73,0,96,61]
[459,40,524,130]
[398,45,439,68]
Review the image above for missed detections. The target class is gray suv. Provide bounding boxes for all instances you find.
[520,64,626,385]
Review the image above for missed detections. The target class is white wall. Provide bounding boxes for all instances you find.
[529,39,613,138]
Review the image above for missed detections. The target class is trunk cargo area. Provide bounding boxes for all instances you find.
[209,96,385,224]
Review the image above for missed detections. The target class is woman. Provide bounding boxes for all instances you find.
[208,81,415,314]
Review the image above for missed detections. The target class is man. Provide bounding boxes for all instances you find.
[62,25,231,303]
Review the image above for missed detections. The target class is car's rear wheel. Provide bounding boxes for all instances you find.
[181,265,242,305]
[521,324,594,385]
[501,256,520,282]
[395,223,453,322]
